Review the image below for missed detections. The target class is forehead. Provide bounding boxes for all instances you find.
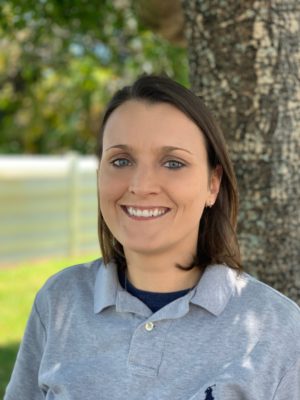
[102,100,207,151]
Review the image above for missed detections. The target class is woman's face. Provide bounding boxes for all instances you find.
[98,100,221,259]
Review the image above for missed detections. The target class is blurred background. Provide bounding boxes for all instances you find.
[1,0,300,396]
[0,0,188,156]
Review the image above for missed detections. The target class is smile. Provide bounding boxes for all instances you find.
[122,206,170,219]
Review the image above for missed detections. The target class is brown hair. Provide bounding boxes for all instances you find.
[97,74,242,272]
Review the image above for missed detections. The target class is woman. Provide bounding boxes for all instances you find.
[5,75,300,400]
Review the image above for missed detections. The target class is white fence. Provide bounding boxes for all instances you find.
[0,154,100,265]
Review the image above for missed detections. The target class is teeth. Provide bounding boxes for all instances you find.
[126,207,167,218]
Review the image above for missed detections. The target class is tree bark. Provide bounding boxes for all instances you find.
[181,0,300,303]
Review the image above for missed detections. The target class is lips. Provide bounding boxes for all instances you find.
[122,206,170,218]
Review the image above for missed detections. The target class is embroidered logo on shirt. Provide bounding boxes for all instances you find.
[204,385,216,400]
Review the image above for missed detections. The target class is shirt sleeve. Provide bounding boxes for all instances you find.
[273,355,300,400]
[4,299,47,400]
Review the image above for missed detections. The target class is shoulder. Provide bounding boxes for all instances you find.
[237,272,300,315]
[234,271,300,345]
[40,258,102,293]
[43,258,101,288]
[35,258,102,309]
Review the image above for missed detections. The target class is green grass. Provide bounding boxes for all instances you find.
[0,253,99,398]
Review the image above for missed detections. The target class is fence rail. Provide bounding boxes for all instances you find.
[0,154,100,265]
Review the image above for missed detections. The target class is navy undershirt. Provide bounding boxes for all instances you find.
[118,268,190,313]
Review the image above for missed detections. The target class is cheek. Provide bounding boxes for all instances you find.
[170,175,208,203]
[98,185,119,232]
[98,170,126,213]
[172,183,208,222]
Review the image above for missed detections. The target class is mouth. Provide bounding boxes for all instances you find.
[121,205,170,219]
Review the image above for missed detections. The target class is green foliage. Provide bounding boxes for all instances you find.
[0,0,188,154]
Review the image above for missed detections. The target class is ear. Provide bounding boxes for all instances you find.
[207,165,223,207]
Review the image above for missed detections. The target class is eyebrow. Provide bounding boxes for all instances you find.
[105,144,193,155]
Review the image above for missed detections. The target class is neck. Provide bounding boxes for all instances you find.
[123,250,202,292]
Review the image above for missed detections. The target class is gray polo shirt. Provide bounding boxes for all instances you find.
[5,259,300,400]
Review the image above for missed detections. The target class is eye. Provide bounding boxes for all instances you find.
[110,158,132,168]
[164,160,185,169]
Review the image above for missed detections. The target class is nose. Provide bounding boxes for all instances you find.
[128,164,160,196]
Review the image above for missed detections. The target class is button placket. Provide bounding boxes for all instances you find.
[128,319,172,377]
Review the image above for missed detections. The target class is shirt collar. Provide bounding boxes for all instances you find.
[94,260,120,314]
[190,264,238,316]
[94,260,237,317]
[94,260,152,317]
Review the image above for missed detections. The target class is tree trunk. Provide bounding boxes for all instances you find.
[181,0,300,303]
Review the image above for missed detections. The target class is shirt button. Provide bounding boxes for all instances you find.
[145,322,154,331]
